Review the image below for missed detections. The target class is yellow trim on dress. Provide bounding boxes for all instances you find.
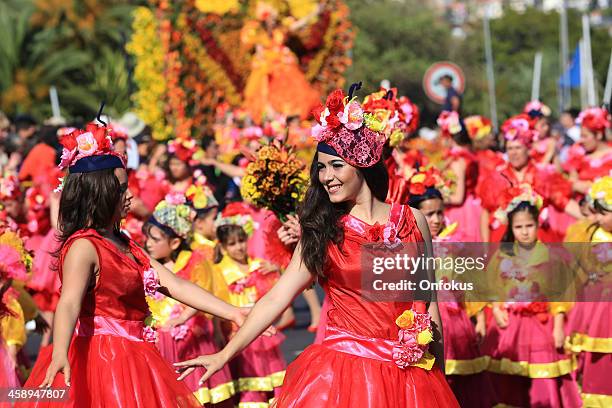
[238,402,269,408]
[237,370,286,392]
[582,392,612,407]
[487,356,576,378]
[445,356,490,376]
[567,332,612,354]
[193,380,236,405]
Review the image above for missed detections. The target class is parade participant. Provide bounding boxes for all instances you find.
[480,114,580,242]
[565,176,612,406]
[165,137,199,194]
[407,169,495,408]
[176,87,459,408]
[208,203,287,408]
[437,111,482,241]
[18,122,256,407]
[523,100,556,165]
[564,107,612,195]
[143,193,236,407]
[482,185,580,408]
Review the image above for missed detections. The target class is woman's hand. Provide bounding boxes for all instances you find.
[277,214,301,247]
[259,260,280,275]
[474,316,486,343]
[493,306,509,329]
[553,325,566,349]
[174,351,229,385]
[40,354,70,388]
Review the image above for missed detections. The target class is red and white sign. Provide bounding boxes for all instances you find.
[423,62,465,105]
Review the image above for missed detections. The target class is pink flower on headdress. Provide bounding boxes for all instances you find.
[437,111,462,137]
[143,267,160,297]
[76,132,98,156]
[502,114,537,146]
[338,101,364,131]
[311,124,326,142]
[164,192,186,206]
[59,148,77,169]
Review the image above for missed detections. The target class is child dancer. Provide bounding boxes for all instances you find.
[143,193,236,407]
[407,169,495,408]
[211,202,286,408]
[18,123,252,407]
[483,185,581,408]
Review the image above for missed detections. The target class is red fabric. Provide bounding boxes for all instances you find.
[273,205,459,407]
[18,229,200,407]
[18,144,56,182]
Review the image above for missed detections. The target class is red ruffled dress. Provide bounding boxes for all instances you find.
[479,162,572,243]
[18,229,200,407]
[272,204,459,408]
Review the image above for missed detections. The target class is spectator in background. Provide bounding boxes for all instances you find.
[438,74,462,113]
[560,108,580,144]
[0,111,10,172]
[196,135,234,208]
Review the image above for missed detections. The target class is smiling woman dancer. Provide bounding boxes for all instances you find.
[176,87,459,408]
[17,121,250,408]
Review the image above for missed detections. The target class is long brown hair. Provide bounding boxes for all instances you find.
[298,154,389,279]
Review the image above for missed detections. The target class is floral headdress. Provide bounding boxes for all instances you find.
[436,111,463,138]
[577,107,611,133]
[0,174,21,201]
[363,89,421,147]
[523,100,551,119]
[215,202,257,237]
[501,114,538,147]
[185,183,219,214]
[407,167,449,208]
[58,123,125,172]
[167,137,200,164]
[464,115,492,141]
[0,226,32,282]
[589,175,612,212]
[148,193,194,239]
[108,122,129,141]
[494,184,543,224]
[311,83,388,168]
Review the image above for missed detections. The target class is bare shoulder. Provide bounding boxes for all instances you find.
[64,238,98,264]
[409,207,432,240]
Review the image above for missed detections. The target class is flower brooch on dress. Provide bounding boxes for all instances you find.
[392,309,435,370]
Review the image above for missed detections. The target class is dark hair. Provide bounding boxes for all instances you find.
[299,154,389,278]
[408,188,443,208]
[142,222,189,262]
[453,119,472,147]
[594,200,611,215]
[164,154,191,183]
[200,135,216,150]
[501,201,539,255]
[54,169,124,262]
[214,224,248,263]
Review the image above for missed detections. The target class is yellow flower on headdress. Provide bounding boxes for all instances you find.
[589,176,612,210]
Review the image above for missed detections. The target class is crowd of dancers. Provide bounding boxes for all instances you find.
[0,83,610,407]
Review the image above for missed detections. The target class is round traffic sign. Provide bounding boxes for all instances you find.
[423,62,465,105]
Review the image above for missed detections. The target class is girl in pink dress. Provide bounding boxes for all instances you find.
[482,185,581,408]
[143,193,236,407]
[210,203,287,408]
[176,87,459,407]
[407,168,496,407]
[18,123,256,407]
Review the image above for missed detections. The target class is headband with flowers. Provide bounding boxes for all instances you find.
[464,115,492,141]
[214,202,258,237]
[0,175,21,201]
[589,175,612,211]
[185,184,219,213]
[494,184,543,224]
[523,100,551,119]
[167,137,200,164]
[58,123,125,172]
[436,111,463,138]
[149,193,194,239]
[311,84,389,168]
[577,107,611,134]
[501,114,538,147]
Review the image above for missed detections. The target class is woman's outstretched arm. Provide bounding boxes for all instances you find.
[174,243,313,384]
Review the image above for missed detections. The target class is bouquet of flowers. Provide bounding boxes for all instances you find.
[240,140,309,221]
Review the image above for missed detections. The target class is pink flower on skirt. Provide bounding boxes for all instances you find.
[143,325,158,343]
[392,330,424,368]
[171,324,189,341]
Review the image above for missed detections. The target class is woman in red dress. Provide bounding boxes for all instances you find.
[18,123,253,407]
[176,88,459,407]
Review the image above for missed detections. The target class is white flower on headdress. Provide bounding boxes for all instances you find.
[319,108,331,127]
[76,132,98,155]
